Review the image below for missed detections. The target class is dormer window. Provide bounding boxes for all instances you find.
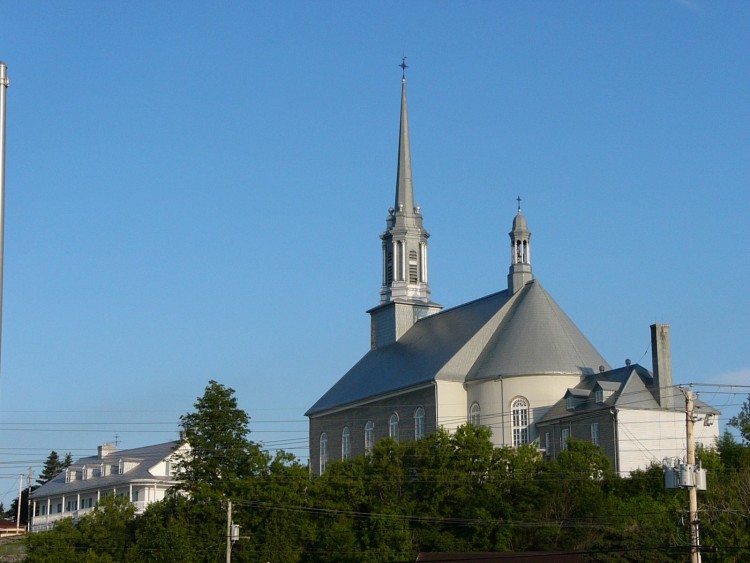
[566,397,575,411]
[595,389,604,403]
[81,465,88,480]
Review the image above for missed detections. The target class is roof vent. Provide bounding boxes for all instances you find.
[625,359,631,366]
[599,365,605,373]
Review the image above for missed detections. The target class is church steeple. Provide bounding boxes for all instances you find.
[369,61,442,350]
[379,60,432,305]
[508,197,533,294]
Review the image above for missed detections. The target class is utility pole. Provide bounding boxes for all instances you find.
[15,473,22,530]
[684,386,701,563]
[226,499,232,563]
[664,386,708,562]
[26,467,33,532]
[0,61,9,375]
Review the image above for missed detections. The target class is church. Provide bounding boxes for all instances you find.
[306,69,717,475]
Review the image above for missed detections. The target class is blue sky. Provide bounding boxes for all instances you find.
[0,1,748,505]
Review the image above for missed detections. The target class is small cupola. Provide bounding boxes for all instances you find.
[508,197,533,294]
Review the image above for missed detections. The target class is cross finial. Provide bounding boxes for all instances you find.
[400,56,408,80]
[516,195,522,213]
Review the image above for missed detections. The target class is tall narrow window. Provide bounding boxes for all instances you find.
[470,402,481,426]
[342,427,351,460]
[365,421,374,454]
[511,398,529,446]
[590,422,600,447]
[561,428,570,451]
[386,248,393,285]
[414,407,425,440]
[409,250,418,283]
[545,431,551,455]
[389,413,399,442]
[319,433,328,473]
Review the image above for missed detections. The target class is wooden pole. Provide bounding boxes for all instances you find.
[685,387,701,563]
[15,473,22,529]
[226,499,232,563]
[26,467,32,531]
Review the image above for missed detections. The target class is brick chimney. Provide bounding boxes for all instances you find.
[98,443,116,459]
[650,324,673,409]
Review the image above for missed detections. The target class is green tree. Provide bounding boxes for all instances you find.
[729,394,750,444]
[25,494,136,563]
[176,380,267,499]
[37,450,68,485]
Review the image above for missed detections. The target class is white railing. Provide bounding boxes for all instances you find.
[30,506,95,531]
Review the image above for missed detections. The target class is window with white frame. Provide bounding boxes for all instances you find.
[561,427,570,450]
[545,431,551,454]
[319,433,328,473]
[365,421,374,454]
[470,402,481,426]
[389,413,399,442]
[590,422,600,446]
[511,398,530,446]
[342,427,351,460]
[595,389,604,403]
[566,396,575,410]
[414,407,425,440]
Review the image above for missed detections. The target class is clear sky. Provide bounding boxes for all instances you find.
[0,1,748,506]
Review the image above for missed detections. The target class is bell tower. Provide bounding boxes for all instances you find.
[508,197,533,294]
[369,60,442,349]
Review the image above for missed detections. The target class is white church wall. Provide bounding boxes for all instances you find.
[436,380,467,433]
[474,375,581,446]
[616,409,720,475]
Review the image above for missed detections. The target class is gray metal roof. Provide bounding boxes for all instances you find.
[307,280,610,416]
[31,441,180,499]
[466,280,610,380]
[537,365,721,424]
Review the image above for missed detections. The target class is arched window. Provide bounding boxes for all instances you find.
[389,413,399,442]
[414,407,425,440]
[364,421,374,454]
[319,433,328,473]
[511,398,529,446]
[470,402,481,426]
[341,427,351,460]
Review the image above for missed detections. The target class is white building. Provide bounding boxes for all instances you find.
[29,441,185,532]
[305,67,719,476]
[306,69,611,473]
[537,324,720,475]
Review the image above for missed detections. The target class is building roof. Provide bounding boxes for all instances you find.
[537,365,720,424]
[31,441,181,499]
[466,280,609,380]
[307,280,609,416]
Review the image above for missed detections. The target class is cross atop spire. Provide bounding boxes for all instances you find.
[400,56,408,80]
[516,195,522,213]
